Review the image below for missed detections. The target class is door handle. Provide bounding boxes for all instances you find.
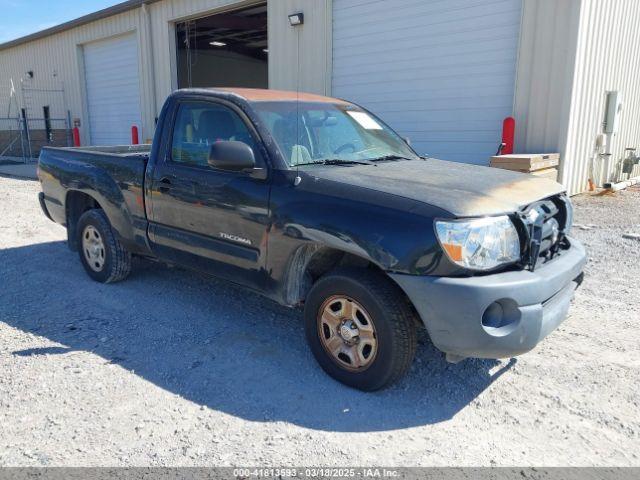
[158,176,173,193]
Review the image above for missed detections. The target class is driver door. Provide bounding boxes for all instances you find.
[147,98,271,289]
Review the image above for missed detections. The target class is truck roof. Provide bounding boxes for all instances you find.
[212,87,349,104]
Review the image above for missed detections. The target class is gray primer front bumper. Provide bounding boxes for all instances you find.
[390,237,586,359]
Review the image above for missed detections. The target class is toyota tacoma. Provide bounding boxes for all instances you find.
[37,88,586,390]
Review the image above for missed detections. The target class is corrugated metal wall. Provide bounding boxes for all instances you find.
[0,0,331,146]
[561,0,640,194]
[267,0,332,96]
[513,0,581,157]
[4,0,639,191]
[0,8,148,145]
[515,0,640,195]
[331,0,523,164]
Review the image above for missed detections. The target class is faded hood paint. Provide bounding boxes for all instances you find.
[303,158,565,217]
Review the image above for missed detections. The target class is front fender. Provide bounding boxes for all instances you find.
[265,171,459,304]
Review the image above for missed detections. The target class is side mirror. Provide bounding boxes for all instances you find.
[208,141,256,171]
[403,136,411,146]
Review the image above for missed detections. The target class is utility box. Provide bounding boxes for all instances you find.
[603,91,622,134]
[490,153,560,182]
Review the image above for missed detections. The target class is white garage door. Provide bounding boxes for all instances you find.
[83,34,142,145]
[332,0,522,165]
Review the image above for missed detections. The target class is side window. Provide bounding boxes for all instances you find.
[171,102,259,167]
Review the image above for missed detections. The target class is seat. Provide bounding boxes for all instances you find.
[273,116,313,164]
[197,109,236,144]
[272,118,295,161]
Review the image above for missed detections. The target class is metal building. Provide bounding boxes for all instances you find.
[1,0,639,194]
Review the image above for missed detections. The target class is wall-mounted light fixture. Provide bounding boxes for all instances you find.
[288,12,304,26]
[209,41,227,47]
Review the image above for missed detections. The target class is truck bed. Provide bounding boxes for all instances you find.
[38,144,151,255]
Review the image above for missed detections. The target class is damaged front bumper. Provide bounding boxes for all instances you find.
[390,237,587,361]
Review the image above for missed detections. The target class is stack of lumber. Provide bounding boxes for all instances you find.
[490,153,559,181]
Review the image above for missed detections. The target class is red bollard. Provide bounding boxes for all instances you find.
[131,125,139,145]
[501,117,515,155]
[72,127,81,147]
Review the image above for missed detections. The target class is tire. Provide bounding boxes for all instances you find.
[76,209,131,283]
[304,268,417,391]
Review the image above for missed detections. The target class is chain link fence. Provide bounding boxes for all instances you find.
[0,116,71,163]
[0,117,25,161]
[1,79,72,163]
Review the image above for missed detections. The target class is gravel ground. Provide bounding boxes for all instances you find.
[0,175,638,467]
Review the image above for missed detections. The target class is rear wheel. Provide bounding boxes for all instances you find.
[304,268,417,391]
[77,209,131,283]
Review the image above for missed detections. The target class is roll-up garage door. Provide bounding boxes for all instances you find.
[332,0,522,164]
[83,33,142,145]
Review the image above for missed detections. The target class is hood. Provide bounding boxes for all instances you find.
[303,158,565,217]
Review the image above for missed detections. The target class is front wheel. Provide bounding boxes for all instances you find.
[77,209,131,283]
[304,268,417,391]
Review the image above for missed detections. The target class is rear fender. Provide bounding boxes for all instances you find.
[65,170,136,250]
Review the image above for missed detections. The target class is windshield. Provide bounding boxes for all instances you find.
[251,101,419,167]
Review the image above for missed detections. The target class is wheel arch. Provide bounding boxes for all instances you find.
[65,190,105,251]
[282,244,398,306]
[64,183,139,253]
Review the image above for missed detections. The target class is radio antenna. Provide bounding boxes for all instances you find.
[293,13,303,186]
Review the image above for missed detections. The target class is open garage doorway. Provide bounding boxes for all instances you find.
[175,3,268,89]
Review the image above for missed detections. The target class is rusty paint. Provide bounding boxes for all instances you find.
[215,87,349,105]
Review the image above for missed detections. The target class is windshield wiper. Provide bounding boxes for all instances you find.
[296,158,374,166]
[367,154,415,162]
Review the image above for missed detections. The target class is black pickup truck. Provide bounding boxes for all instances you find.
[38,88,586,390]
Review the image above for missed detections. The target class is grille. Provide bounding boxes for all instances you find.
[519,195,572,270]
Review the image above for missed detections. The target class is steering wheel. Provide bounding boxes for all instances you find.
[334,143,357,155]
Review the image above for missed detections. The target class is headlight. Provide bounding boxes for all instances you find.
[435,216,521,271]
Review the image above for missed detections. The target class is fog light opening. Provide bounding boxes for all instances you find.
[482,299,521,335]
[482,302,505,328]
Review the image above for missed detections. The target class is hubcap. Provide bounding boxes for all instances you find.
[317,296,378,371]
[82,225,106,272]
